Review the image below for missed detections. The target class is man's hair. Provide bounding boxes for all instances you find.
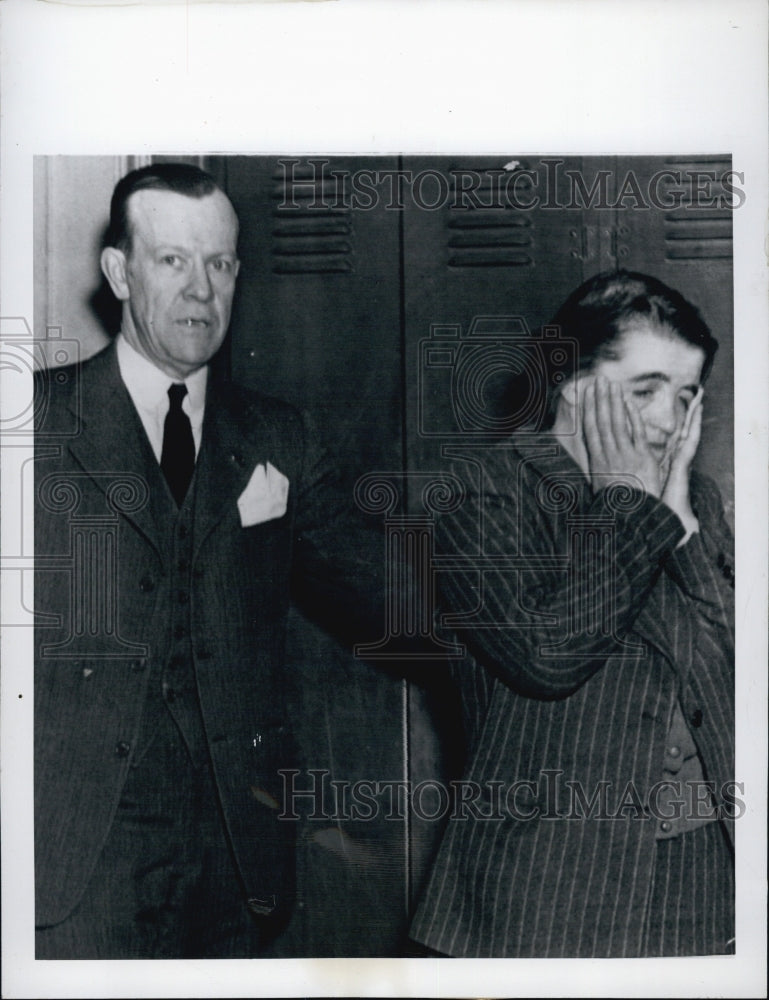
[104,162,222,253]
[537,269,719,429]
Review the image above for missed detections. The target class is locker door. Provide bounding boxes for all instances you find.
[400,155,589,909]
[610,155,734,522]
[222,156,410,955]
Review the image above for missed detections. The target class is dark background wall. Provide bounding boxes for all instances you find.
[35,154,735,955]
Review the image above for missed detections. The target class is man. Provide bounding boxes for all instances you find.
[409,271,735,957]
[34,163,387,957]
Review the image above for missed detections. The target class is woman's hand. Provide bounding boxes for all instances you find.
[581,375,662,498]
[660,387,703,541]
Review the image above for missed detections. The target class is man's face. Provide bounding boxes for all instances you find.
[106,188,240,380]
[591,320,706,463]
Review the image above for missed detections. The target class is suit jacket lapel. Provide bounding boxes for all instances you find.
[66,344,162,556]
[192,380,273,558]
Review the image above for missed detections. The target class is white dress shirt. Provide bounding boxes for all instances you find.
[115,333,208,463]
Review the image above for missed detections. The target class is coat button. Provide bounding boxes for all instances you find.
[660,820,672,833]
[247,895,276,916]
[668,745,681,758]
[114,741,131,758]
[690,709,703,729]
[139,575,155,593]
[131,658,147,673]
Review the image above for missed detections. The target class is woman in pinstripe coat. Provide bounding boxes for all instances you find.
[409,271,735,957]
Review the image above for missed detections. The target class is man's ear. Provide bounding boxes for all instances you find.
[100,247,130,301]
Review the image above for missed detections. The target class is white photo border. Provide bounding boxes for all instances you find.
[1,1,766,997]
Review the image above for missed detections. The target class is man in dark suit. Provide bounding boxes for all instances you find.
[409,272,735,957]
[34,163,386,957]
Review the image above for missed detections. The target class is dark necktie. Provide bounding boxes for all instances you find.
[161,383,195,507]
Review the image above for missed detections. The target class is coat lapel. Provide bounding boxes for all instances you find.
[192,380,277,558]
[66,345,162,556]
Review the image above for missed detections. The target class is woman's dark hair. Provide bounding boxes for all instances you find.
[534,270,719,429]
[104,162,221,252]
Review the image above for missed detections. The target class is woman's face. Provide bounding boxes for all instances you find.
[589,320,706,462]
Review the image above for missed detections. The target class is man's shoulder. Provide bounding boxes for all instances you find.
[34,344,115,428]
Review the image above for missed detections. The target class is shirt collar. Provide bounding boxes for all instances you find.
[115,332,208,415]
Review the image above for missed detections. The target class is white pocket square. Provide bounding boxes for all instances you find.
[237,461,289,527]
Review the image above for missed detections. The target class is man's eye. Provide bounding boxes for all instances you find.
[210,258,232,272]
[161,255,181,267]
[632,389,654,399]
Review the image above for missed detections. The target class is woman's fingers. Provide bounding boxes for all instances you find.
[681,387,704,442]
[581,378,603,462]
[622,388,647,448]
[609,379,632,447]
[594,375,617,456]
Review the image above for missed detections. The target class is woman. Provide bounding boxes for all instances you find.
[409,270,735,957]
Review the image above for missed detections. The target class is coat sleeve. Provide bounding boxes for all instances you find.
[662,472,735,649]
[434,453,686,699]
[288,409,391,649]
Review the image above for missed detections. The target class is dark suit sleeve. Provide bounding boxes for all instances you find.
[289,410,389,648]
[435,457,685,699]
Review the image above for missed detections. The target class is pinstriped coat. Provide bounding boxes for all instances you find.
[409,435,734,957]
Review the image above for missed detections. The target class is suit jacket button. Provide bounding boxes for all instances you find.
[131,658,147,673]
[139,575,155,593]
[247,895,277,916]
[114,740,131,758]
[690,709,703,729]
[660,820,672,833]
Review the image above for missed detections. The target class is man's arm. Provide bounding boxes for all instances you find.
[289,409,392,649]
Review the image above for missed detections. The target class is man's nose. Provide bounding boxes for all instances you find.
[184,260,213,301]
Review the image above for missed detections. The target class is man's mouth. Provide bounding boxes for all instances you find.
[179,318,211,328]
